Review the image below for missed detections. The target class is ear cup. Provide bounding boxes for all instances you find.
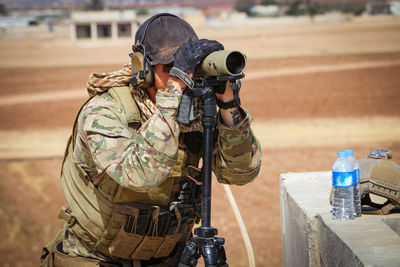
[130,52,154,89]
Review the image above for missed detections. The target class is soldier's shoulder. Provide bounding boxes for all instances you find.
[78,93,131,137]
[79,93,127,121]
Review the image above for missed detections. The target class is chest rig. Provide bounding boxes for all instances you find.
[59,86,202,261]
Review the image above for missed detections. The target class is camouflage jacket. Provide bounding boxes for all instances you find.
[63,89,261,259]
[73,89,261,190]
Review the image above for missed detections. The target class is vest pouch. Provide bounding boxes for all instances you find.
[53,242,109,267]
[131,207,164,261]
[154,234,182,258]
[132,235,164,260]
[108,221,143,259]
[40,229,64,267]
[108,206,145,259]
[154,205,183,258]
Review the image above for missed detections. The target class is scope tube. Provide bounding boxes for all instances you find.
[199,50,246,77]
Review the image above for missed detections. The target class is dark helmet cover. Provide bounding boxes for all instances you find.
[135,14,199,64]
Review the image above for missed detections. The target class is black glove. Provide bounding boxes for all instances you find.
[170,39,224,88]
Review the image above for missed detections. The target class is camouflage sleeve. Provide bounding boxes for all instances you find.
[213,108,262,185]
[79,91,181,192]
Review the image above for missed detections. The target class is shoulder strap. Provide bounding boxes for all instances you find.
[61,96,94,167]
[72,97,94,148]
[108,86,141,124]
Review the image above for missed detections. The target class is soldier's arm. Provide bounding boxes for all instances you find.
[80,90,182,191]
[212,108,262,185]
[212,81,262,185]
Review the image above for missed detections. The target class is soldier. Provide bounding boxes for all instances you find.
[41,13,261,267]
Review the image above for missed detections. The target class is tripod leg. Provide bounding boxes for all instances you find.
[202,240,229,267]
[202,244,218,266]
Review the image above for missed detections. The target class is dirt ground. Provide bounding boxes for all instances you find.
[0,15,400,267]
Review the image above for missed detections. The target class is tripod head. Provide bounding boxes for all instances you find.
[177,74,244,125]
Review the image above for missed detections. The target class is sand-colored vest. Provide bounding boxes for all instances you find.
[59,86,201,260]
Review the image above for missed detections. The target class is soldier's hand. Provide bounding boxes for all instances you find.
[215,80,236,102]
[169,39,224,88]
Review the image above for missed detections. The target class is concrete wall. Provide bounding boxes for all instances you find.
[280,171,400,267]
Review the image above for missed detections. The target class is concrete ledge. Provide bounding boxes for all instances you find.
[280,171,400,267]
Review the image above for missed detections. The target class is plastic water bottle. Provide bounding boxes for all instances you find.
[332,151,354,220]
[343,149,361,217]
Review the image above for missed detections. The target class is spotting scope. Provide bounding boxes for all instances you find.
[196,50,247,77]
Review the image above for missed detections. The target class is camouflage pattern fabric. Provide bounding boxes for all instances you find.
[62,225,102,260]
[59,62,262,261]
[62,90,261,260]
[73,89,261,191]
[214,110,261,185]
[74,90,182,190]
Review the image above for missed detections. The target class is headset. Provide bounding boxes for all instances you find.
[130,13,179,89]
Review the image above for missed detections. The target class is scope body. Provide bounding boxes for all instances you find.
[196,50,246,77]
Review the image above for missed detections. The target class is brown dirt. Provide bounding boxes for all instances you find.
[1,17,400,267]
[1,55,400,132]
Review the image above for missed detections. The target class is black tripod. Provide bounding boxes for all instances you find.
[178,76,242,267]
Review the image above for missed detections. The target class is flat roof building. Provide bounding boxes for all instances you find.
[70,10,138,41]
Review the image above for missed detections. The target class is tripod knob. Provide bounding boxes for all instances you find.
[194,226,218,238]
[180,241,200,267]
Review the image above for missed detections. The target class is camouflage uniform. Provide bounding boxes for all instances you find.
[60,87,261,262]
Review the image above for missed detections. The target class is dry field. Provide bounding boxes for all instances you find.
[1,15,400,267]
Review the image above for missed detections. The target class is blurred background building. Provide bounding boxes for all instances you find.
[70,10,137,40]
[0,0,400,32]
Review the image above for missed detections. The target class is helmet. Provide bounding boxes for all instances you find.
[133,13,198,64]
[359,149,400,215]
[130,13,198,89]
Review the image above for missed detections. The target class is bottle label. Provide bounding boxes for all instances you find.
[353,168,360,185]
[332,171,353,187]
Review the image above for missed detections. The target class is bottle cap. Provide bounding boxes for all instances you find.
[337,151,346,158]
[342,149,354,156]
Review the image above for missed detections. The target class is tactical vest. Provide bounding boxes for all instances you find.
[59,86,202,261]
